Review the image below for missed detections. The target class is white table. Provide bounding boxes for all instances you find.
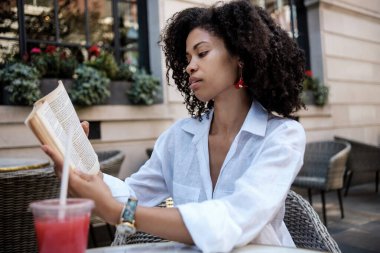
[86,242,325,253]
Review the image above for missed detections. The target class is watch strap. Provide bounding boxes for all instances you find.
[120,197,138,223]
[117,197,138,235]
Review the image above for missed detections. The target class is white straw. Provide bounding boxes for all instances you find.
[59,126,74,219]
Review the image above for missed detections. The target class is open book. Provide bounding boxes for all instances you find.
[25,81,100,175]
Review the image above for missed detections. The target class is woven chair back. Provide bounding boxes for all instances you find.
[334,136,380,173]
[111,192,342,252]
[0,166,60,253]
[298,141,351,191]
[284,190,341,253]
[96,150,125,178]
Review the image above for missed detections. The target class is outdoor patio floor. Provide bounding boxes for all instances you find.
[294,183,380,253]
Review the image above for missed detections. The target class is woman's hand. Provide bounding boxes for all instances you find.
[81,121,90,136]
[44,121,91,178]
[41,121,120,223]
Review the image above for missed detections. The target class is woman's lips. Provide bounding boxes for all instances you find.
[190,80,201,91]
[189,77,202,91]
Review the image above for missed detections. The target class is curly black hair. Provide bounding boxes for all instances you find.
[160,0,305,119]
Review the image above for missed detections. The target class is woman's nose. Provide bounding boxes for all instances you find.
[186,60,198,75]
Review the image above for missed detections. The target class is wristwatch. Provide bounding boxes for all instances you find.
[117,197,138,235]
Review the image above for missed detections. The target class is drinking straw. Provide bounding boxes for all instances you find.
[59,126,74,219]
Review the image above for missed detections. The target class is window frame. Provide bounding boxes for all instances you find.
[8,0,149,69]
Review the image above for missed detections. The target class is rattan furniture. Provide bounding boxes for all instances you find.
[334,136,380,196]
[285,190,341,253]
[111,193,340,252]
[96,150,125,178]
[0,161,60,253]
[292,141,351,226]
[90,150,125,246]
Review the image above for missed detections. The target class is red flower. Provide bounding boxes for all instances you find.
[88,45,101,57]
[305,70,313,78]
[60,51,67,59]
[45,45,57,54]
[31,47,41,54]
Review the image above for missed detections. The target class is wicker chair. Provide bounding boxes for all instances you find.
[334,136,380,196]
[96,150,125,178]
[90,150,125,246]
[285,190,341,253]
[0,165,60,253]
[292,141,351,226]
[111,194,341,252]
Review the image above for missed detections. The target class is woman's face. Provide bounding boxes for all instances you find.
[185,28,239,102]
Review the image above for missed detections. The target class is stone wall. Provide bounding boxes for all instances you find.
[301,0,380,146]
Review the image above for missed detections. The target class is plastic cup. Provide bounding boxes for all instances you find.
[29,198,94,253]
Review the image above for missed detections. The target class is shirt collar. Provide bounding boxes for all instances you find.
[240,100,268,137]
[181,111,213,144]
[181,100,269,143]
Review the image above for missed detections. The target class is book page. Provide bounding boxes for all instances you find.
[30,81,99,174]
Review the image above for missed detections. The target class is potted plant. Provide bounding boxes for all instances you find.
[85,46,119,80]
[106,63,138,105]
[302,70,329,106]
[115,63,136,81]
[29,46,79,95]
[0,62,41,105]
[69,65,110,106]
[30,46,79,78]
[126,70,160,105]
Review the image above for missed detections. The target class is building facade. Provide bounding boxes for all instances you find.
[0,0,379,180]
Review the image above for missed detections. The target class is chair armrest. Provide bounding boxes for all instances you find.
[326,144,351,189]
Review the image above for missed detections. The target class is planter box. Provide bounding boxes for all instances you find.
[40,78,73,96]
[301,90,315,105]
[106,80,133,105]
[1,87,33,106]
[1,88,8,105]
[1,78,163,105]
[40,79,132,104]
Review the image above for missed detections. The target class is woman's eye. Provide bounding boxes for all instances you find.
[199,51,208,58]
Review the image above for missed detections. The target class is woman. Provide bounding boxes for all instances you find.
[43,1,306,252]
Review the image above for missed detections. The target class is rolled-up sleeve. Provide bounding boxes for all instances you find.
[177,121,305,252]
[103,174,134,203]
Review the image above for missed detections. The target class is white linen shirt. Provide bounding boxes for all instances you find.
[103,101,306,252]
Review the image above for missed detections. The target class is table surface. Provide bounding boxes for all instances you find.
[86,242,324,253]
[0,158,50,172]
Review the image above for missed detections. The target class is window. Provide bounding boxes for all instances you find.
[0,0,149,69]
[0,1,19,61]
[251,0,310,69]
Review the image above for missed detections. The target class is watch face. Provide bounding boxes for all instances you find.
[117,222,136,235]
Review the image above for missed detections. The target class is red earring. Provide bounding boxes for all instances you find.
[234,77,246,89]
[234,63,247,89]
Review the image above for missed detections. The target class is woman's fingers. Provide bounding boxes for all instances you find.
[41,145,63,177]
[81,121,90,137]
[74,170,96,182]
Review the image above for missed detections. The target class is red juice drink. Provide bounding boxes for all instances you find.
[30,198,94,253]
[34,214,90,253]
